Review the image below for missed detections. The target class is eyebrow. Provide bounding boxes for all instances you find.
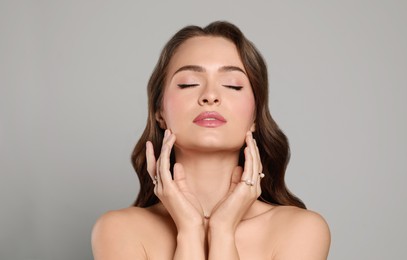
[172,65,247,77]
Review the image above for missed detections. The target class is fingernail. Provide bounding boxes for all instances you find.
[164,129,169,138]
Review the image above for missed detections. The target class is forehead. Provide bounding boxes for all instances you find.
[167,36,245,75]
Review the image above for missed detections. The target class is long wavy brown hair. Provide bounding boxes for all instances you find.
[131,21,306,209]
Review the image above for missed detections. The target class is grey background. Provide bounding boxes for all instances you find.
[1,0,406,259]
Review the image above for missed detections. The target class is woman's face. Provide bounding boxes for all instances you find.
[158,36,255,153]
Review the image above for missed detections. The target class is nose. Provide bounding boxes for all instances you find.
[198,85,220,106]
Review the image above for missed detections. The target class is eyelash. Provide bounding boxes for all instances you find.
[177,84,199,89]
[177,84,243,91]
[223,85,243,91]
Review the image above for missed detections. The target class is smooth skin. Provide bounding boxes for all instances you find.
[92,36,330,259]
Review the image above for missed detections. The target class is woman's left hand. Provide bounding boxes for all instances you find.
[208,131,264,233]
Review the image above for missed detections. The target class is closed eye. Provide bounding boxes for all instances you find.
[177,83,199,89]
[223,85,243,91]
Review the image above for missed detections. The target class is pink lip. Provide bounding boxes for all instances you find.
[193,111,227,128]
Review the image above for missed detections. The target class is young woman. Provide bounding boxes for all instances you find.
[92,21,330,259]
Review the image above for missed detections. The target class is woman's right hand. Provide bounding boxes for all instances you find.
[146,129,205,233]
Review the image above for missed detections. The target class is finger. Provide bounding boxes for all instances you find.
[253,139,263,173]
[155,156,163,192]
[253,138,264,193]
[248,132,259,185]
[160,132,176,183]
[231,166,243,184]
[159,129,170,157]
[241,146,253,185]
[163,128,170,143]
[173,163,186,182]
[146,141,159,189]
[173,163,188,192]
[146,141,157,181]
[156,129,171,187]
[242,132,256,187]
[155,129,170,187]
[229,166,243,192]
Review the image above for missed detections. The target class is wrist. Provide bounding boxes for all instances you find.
[177,226,206,241]
[208,219,236,234]
[174,227,206,260]
[208,227,235,246]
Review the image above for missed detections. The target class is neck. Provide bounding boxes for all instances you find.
[174,147,240,216]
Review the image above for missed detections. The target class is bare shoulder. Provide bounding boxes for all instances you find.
[271,206,331,260]
[91,207,149,260]
[91,205,172,260]
[272,206,330,233]
[92,206,157,236]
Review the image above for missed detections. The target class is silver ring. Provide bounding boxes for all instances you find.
[259,172,265,178]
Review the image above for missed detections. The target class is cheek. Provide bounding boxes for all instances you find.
[236,95,256,125]
[161,92,188,125]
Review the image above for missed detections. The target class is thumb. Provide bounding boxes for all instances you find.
[173,162,186,182]
[229,166,243,192]
[174,163,190,192]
